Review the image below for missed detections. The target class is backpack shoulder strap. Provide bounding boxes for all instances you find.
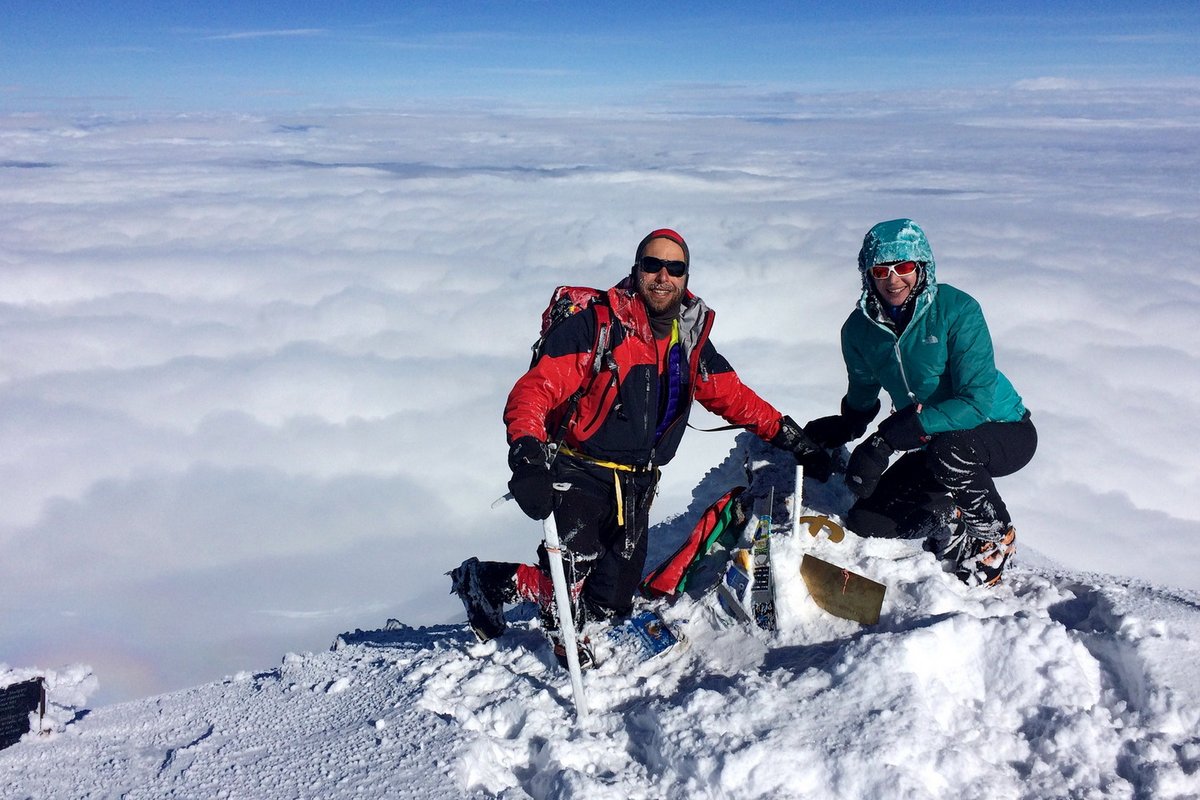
[587,297,613,375]
[547,297,618,456]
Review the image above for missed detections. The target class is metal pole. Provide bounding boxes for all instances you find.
[793,462,805,537]
[542,482,589,720]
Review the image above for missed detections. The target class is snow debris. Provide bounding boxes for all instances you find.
[7,522,1197,799]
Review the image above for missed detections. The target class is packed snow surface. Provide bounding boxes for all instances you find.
[4,443,1199,799]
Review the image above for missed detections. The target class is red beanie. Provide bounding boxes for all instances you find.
[635,228,689,266]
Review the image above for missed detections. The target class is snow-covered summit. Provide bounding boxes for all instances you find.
[3,440,1199,799]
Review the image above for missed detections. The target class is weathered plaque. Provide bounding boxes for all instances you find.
[0,678,45,750]
[800,554,886,626]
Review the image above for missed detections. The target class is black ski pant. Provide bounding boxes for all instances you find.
[538,454,659,623]
[846,412,1037,541]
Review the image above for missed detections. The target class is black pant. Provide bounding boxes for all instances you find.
[847,413,1037,540]
[539,455,658,621]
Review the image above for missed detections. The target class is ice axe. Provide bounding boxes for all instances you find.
[543,482,589,721]
[493,480,590,720]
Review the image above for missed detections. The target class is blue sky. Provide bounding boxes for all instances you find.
[3,1,1198,112]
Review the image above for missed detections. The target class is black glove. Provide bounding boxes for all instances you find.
[770,415,834,483]
[507,436,554,520]
[803,415,854,450]
[876,405,930,452]
[803,397,881,450]
[844,434,892,499]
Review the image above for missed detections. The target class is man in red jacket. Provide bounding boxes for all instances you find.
[451,229,828,666]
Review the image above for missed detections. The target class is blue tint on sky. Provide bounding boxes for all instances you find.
[3,1,1198,112]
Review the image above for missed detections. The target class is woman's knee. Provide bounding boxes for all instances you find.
[926,431,986,488]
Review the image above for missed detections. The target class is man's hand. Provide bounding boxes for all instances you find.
[507,436,555,520]
[844,435,893,498]
[771,415,834,483]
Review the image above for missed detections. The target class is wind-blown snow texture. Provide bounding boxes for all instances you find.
[4,437,1198,799]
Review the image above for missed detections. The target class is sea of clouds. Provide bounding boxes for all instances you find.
[2,85,1198,703]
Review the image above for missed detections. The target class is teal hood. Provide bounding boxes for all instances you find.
[857,218,937,301]
[842,219,1026,432]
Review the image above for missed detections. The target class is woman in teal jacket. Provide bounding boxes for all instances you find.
[805,219,1037,586]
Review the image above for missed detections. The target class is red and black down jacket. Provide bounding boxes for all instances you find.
[504,280,783,468]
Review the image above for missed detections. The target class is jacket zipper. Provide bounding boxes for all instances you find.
[651,309,715,464]
[893,340,918,404]
[578,371,618,436]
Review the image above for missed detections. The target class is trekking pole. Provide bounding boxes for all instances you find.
[542,482,589,720]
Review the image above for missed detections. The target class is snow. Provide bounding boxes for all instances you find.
[4,439,1199,799]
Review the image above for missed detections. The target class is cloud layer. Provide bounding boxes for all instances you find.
[2,88,1198,702]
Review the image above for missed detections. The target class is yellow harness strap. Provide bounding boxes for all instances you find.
[558,445,652,473]
[613,472,623,526]
[557,446,657,527]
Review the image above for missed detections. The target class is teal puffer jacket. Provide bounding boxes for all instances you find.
[841,219,1026,435]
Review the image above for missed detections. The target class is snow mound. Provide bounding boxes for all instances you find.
[406,530,1200,799]
[2,441,1199,798]
[3,549,1198,798]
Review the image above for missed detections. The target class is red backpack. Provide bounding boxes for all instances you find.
[531,286,618,452]
[530,286,612,367]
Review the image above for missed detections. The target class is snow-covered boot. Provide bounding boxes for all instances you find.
[539,605,596,671]
[547,629,596,672]
[548,630,596,671]
[448,557,517,642]
[923,505,967,562]
[954,526,1017,587]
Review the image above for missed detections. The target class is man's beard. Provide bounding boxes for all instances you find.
[639,278,685,317]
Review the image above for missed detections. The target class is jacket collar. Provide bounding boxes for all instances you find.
[609,277,710,347]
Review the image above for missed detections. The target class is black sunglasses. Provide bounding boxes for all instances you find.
[638,256,688,277]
